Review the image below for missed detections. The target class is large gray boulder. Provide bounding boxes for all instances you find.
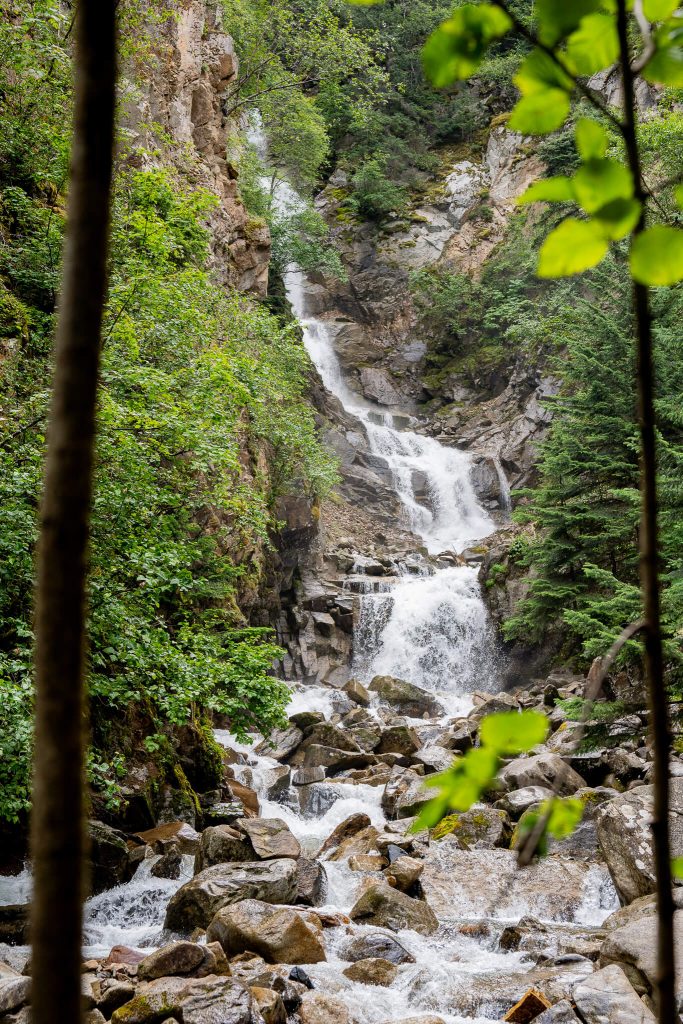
[368,676,444,718]
[572,964,655,1022]
[238,818,301,859]
[349,882,438,935]
[112,976,253,1024]
[382,767,429,819]
[164,859,298,931]
[600,907,683,1003]
[195,824,255,871]
[595,779,683,904]
[206,899,326,964]
[256,725,303,761]
[499,752,586,795]
[342,930,415,965]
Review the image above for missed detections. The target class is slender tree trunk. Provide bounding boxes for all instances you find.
[615,3,677,1020]
[30,4,117,1022]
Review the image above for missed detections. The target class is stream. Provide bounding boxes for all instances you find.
[0,128,620,1022]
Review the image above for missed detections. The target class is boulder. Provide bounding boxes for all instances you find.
[600,907,683,1001]
[303,746,375,772]
[137,941,228,981]
[290,724,361,765]
[499,753,586,796]
[368,676,444,718]
[572,963,655,1022]
[202,801,245,827]
[342,930,415,964]
[412,746,455,774]
[132,821,200,855]
[112,976,253,1024]
[87,820,135,894]
[317,813,371,858]
[92,979,137,1018]
[250,985,287,1024]
[299,993,349,1024]
[376,726,421,757]
[383,855,424,892]
[195,824,255,872]
[534,1001,581,1023]
[238,818,301,860]
[256,726,304,761]
[151,848,182,880]
[494,787,555,819]
[344,680,371,708]
[296,858,328,907]
[0,976,30,1015]
[343,957,398,987]
[349,882,438,935]
[206,899,326,964]
[382,767,429,819]
[430,807,511,848]
[595,780,683,904]
[325,825,380,863]
[503,988,550,1022]
[164,859,298,931]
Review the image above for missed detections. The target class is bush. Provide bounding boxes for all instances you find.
[348,159,409,222]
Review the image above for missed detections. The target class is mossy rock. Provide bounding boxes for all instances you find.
[431,807,510,849]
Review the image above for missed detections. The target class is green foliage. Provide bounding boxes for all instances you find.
[348,159,409,222]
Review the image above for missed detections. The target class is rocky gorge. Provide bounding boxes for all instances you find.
[0,3,677,1023]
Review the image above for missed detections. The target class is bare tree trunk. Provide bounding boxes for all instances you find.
[615,3,677,1020]
[30,3,117,1022]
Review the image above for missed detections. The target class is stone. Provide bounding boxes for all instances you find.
[430,806,511,848]
[137,941,227,982]
[376,725,421,757]
[342,930,415,964]
[151,847,182,880]
[293,767,326,786]
[93,979,137,1018]
[262,765,292,800]
[600,907,683,1000]
[369,676,444,718]
[202,801,245,827]
[412,746,455,774]
[503,988,551,1022]
[0,906,29,945]
[299,993,349,1024]
[384,855,424,892]
[291,724,362,764]
[238,818,301,859]
[343,957,398,987]
[381,767,429,819]
[534,1001,581,1023]
[317,813,371,857]
[499,753,586,796]
[296,858,328,907]
[0,976,30,1015]
[195,824,255,872]
[344,679,371,707]
[495,787,555,819]
[256,725,304,761]
[87,819,135,894]
[572,963,655,1022]
[227,779,260,817]
[164,859,298,931]
[206,899,326,964]
[303,746,375,772]
[132,821,200,855]
[349,882,438,935]
[250,985,287,1024]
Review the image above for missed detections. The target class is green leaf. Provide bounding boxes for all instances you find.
[643,0,679,20]
[592,197,641,240]
[675,183,683,209]
[575,119,609,161]
[517,176,575,205]
[535,0,603,45]
[422,4,512,87]
[515,48,574,94]
[643,20,683,85]
[672,856,683,879]
[509,90,571,135]
[546,797,584,839]
[462,745,500,782]
[573,159,634,214]
[479,710,549,755]
[566,13,619,75]
[538,218,610,277]
[410,793,450,832]
[630,225,683,285]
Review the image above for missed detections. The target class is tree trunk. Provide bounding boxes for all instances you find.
[30,4,117,1022]
[615,3,677,1021]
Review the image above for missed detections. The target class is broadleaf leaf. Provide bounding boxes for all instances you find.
[538,218,609,277]
[630,225,683,285]
[479,710,549,755]
[517,176,575,205]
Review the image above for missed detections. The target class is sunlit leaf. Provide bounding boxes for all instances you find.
[575,119,609,160]
[535,0,603,45]
[410,793,450,832]
[517,176,575,205]
[573,159,634,213]
[546,797,584,838]
[479,710,549,755]
[643,19,683,85]
[462,745,500,782]
[672,856,683,879]
[515,48,574,94]
[538,218,609,277]
[566,13,619,75]
[422,4,512,87]
[675,183,683,209]
[630,224,683,285]
[592,197,641,239]
[509,90,571,135]
[643,0,679,20]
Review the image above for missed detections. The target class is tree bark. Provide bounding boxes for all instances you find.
[30,4,117,1022]
[615,3,677,1021]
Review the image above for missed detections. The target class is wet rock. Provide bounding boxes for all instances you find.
[256,725,304,762]
[430,807,511,848]
[112,976,254,1024]
[342,930,415,965]
[503,987,551,1021]
[151,847,182,879]
[195,824,255,871]
[0,976,30,1015]
[343,957,398,987]
[227,779,260,818]
[327,825,381,862]
[442,720,476,752]
[299,992,349,1024]
[88,820,135,894]
[206,899,326,964]
[369,676,444,718]
[349,881,438,934]
[262,765,292,800]
[500,753,586,796]
[534,1001,581,1022]
[92,978,137,1017]
[377,725,421,756]
[290,724,362,764]
[238,818,301,860]
[137,941,228,981]
[303,745,375,772]
[250,985,287,1024]
[411,746,455,774]
[317,813,371,857]
[468,691,520,723]
[382,766,429,819]
[0,906,29,946]
[132,821,200,855]
[494,786,555,819]
[164,859,298,931]
[349,852,386,871]
[384,854,424,892]
[296,858,328,907]
[293,767,326,785]
[344,679,371,707]
[202,801,245,827]
[600,907,683,1000]
[572,963,655,1022]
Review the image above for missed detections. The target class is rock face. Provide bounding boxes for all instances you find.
[349,882,438,935]
[572,964,655,1023]
[595,779,683,904]
[206,899,326,964]
[164,859,298,931]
